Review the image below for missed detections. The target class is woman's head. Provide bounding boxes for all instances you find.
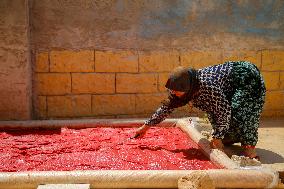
[165,66,192,94]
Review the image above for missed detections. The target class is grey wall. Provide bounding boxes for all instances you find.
[30,0,284,51]
[0,0,32,120]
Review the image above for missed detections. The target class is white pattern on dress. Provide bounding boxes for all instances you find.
[145,62,234,139]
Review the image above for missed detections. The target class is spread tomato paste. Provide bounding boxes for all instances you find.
[0,127,218,171]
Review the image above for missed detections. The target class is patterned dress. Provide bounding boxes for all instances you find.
[145,61,266,146]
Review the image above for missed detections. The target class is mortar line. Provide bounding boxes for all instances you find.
[260,49,263,71]
[31,51,38,119]
[46,95,49,118]
[178,50,182,66]
[156,73,159,92]
[114,73,117,94]
[48,51,51,72]
[137,50,140,73]
[45,71,170,74]
[278,72,281,89]
[70,72,73,94]
[157,73,160,92]
[93,49,96,72]
[134,93,137,115]
[91,94,93,115]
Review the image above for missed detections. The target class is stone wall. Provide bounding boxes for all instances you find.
[34,49,284,119]
[261,50,284,117]
[29,0,284,119]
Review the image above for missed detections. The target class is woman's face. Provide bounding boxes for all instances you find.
[169,90,185,97]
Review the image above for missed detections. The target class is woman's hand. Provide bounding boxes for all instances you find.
[210,138,225,152]
[132,124,150,139]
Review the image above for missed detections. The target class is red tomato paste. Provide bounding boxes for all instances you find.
[0,127,218,171]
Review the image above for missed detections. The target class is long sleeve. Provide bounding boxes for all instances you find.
[144,104,174,126]
[145,93,189,126]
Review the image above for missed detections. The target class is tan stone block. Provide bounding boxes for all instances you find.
[50,50,94,72]
[263,91,284,110]
[185,108,206,118]
[92,94,135,115]
[47,95,92,117]
[279,72,284,90]
[261,110,284,118]
[223,51,261,69]
[37,96,47,119]
[92,115,116,119]
[262,50,284,71]
[171,105,191,117]
[135,93,167,114]
[170,103,205,118]
[158,73,169,92]
[95,50,138,72]
[116,73,158,93]
[181,51,222,69]
[116,114,151,119]
[139,51,180,72]
[262,72,280,90]
[239,51,261,69]
[35,52,49,72]
[72,73,115,94]
[222,51,239,62]
[36,73,71,95]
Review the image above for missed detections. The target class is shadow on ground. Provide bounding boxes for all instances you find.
[256,148,284,164]
[223,144,284,164]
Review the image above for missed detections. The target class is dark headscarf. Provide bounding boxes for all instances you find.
[165,67,199,101]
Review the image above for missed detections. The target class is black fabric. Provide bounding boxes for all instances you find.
[165,67,192,92]
[185,68,199,101]
[163,68,199,108]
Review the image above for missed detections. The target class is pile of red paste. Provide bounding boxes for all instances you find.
[0,127,218,171]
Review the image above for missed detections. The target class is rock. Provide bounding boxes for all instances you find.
[231,155,261,167]
[178,172,215,189]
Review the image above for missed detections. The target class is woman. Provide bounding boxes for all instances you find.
[133,61,266,159]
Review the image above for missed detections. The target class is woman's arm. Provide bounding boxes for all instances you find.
[144,104,175,126]
[133,93,189,138]
[145,92,189,126]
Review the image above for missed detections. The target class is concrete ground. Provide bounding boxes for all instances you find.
[224,117,284,187]
[225,118,284,186]
[257,118,284,174]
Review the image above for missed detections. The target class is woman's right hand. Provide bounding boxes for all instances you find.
[132,124,150,139]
